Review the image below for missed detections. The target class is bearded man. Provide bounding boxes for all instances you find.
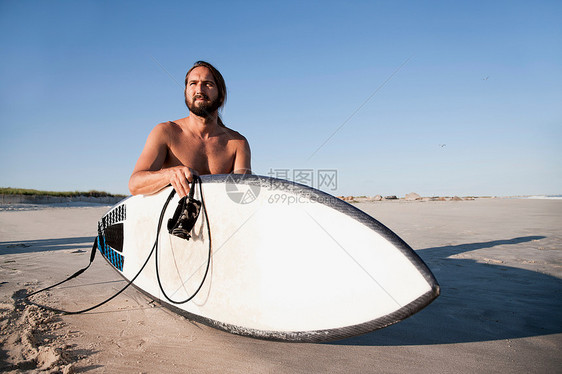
[129,61,251,197]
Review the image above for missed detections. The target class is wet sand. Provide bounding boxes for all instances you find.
[1,198,561,373]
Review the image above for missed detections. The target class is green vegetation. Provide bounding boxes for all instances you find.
[0,187,126,198]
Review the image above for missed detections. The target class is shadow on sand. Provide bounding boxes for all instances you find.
[333,235,562,346]
[4,235,560,347]
[0,237,95,255]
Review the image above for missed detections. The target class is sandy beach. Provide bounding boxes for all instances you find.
[1,198,561,373]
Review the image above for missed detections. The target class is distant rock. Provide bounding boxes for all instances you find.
[338,196,356,202]
[452,196,463,201]
[372,195,383,201]
[405,192,421,201]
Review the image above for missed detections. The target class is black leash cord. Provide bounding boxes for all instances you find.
[25,239,98,299]
[22,189,177,314]
[155,176,212,304]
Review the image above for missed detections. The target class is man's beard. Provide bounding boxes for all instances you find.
[185,94,222,118]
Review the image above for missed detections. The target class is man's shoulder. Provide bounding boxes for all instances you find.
[146,121,182,146]
[220,124,248,142]
[152,120,182,135]
[156,120,182,130]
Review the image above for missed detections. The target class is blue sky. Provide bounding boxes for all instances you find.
[1,0,560,197]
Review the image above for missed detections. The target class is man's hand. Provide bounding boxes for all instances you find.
[166,166,198,198]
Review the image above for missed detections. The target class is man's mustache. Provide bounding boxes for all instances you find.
[194,94,209,100]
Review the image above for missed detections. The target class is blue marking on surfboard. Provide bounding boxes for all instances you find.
[97,205,126,272]
[97,234,124,271]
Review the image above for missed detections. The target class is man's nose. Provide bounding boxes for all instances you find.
[195,83,205,94]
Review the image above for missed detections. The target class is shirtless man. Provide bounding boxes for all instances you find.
[129,61,251,198]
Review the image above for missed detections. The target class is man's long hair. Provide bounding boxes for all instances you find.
[185,61,227,127]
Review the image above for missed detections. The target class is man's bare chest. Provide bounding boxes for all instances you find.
[165,137,235,174]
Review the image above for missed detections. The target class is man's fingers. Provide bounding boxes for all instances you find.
[184,169,193,183]
[171,175,189,198]
[169,166,197,198]
[171,180,185,198]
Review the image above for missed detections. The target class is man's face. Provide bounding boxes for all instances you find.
[185,66,221,118]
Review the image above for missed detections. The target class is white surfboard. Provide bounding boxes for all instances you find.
[96,174,439,342]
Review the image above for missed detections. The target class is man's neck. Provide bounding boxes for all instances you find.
[184,113,219,139]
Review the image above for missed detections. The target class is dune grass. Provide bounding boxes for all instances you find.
[0,187,126,198]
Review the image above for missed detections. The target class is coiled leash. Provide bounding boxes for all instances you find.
[157,175,212,304]
[21,176,211,314]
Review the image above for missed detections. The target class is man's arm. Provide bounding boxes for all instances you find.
[233,137,252,174]
[129,123,196,197]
